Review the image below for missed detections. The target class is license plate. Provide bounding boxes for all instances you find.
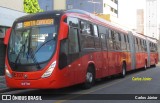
[21,81,30,86]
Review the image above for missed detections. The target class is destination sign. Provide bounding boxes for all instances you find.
[23,19,54,27]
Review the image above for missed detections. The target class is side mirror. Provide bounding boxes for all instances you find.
[4,28,11,45]
[59,22,69,40]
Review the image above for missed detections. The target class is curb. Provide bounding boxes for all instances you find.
[0,76,4,78]
[0,88,12,93]
[0,88,19,93]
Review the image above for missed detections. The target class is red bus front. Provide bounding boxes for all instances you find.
[5,12,72,89]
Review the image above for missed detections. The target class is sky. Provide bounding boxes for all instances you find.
[118,0,145,29]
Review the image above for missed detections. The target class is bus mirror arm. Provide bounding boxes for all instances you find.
[59,22,69,40]
[4,28,12,45]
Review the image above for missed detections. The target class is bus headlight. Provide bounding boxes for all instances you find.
[5,65,12,78]
[41,61,56,78]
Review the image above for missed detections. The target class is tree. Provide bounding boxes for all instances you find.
[24,0,43,13]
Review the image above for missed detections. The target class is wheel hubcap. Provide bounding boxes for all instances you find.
[86,72,93,83]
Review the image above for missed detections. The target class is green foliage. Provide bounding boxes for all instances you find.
[24,0,43,13]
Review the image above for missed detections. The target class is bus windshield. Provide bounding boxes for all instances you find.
[8,19,58,67]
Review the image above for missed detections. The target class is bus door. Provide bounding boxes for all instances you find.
[98,25,109,77]
[67,17,82,85]
[59,17,81,85]
[67,27,81,85]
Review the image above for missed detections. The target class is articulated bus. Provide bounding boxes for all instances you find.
[4,10,158,89]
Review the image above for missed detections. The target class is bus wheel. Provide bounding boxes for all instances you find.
[153,59,156,67]
[144,62,147,70]
[121,63,126,78]
[82,67,95,89]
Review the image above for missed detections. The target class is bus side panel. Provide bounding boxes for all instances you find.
[102,51,109,77]
[108,51,122,76]
[135,52,144,69]
[150,52,156,65]
[95,51,103,78]
[108,51,115,76]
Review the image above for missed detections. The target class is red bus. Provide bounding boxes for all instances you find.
[4,10,158,89]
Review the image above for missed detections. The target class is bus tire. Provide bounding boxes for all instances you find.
[121,63,126,78]
[153,59,156,67]
[144,61,147,70]
[82,66,95,89]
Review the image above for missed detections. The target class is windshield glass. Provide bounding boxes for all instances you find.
[8,19,58,65]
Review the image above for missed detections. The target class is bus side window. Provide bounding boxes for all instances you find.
[100,33,107,50]
[121,33,126,51]
[68,28,79,54]
[153,43,155,52]
[93,24,100,49]
[115,33,121,50]
[93,25,99,37]
[80,20,94,49]
[126,35,130,51]
[124,34,127,50]
[140,39,142,52]
[108,30,113,50]
[144,40,147,52]
[111,30,115,50]
[155,44,158,52]
[124,35,126,42]
[80,21,91,35]
[118,33,121,41]
[136,38,138,52]
[67,17,79,27]
[98,25,107,50]
[114,32,118,50]
[67,17,79,51]
[142,39,144,52]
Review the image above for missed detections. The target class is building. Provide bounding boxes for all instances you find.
[38,0,119,25]
[38,0,66,11]
[0,0,23,12]
[0,1,26,75]
[0,0,25,38]
[136,9,144,34]
[38,0,118,17]
[66,0,118,17]
[144,0,158,39]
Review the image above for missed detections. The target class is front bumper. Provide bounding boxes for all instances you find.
[5,76,61,89]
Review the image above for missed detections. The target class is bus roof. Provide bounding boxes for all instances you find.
[65,9,128,34]
[14,10,65,23]
[14,10,128,34]
[13,9,158,43]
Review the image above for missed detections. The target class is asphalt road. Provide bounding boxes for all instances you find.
[1,65,160,103]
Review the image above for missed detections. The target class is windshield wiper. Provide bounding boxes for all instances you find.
[15,35,29,65]
[29,48,41,70]
[35,38,55,54]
